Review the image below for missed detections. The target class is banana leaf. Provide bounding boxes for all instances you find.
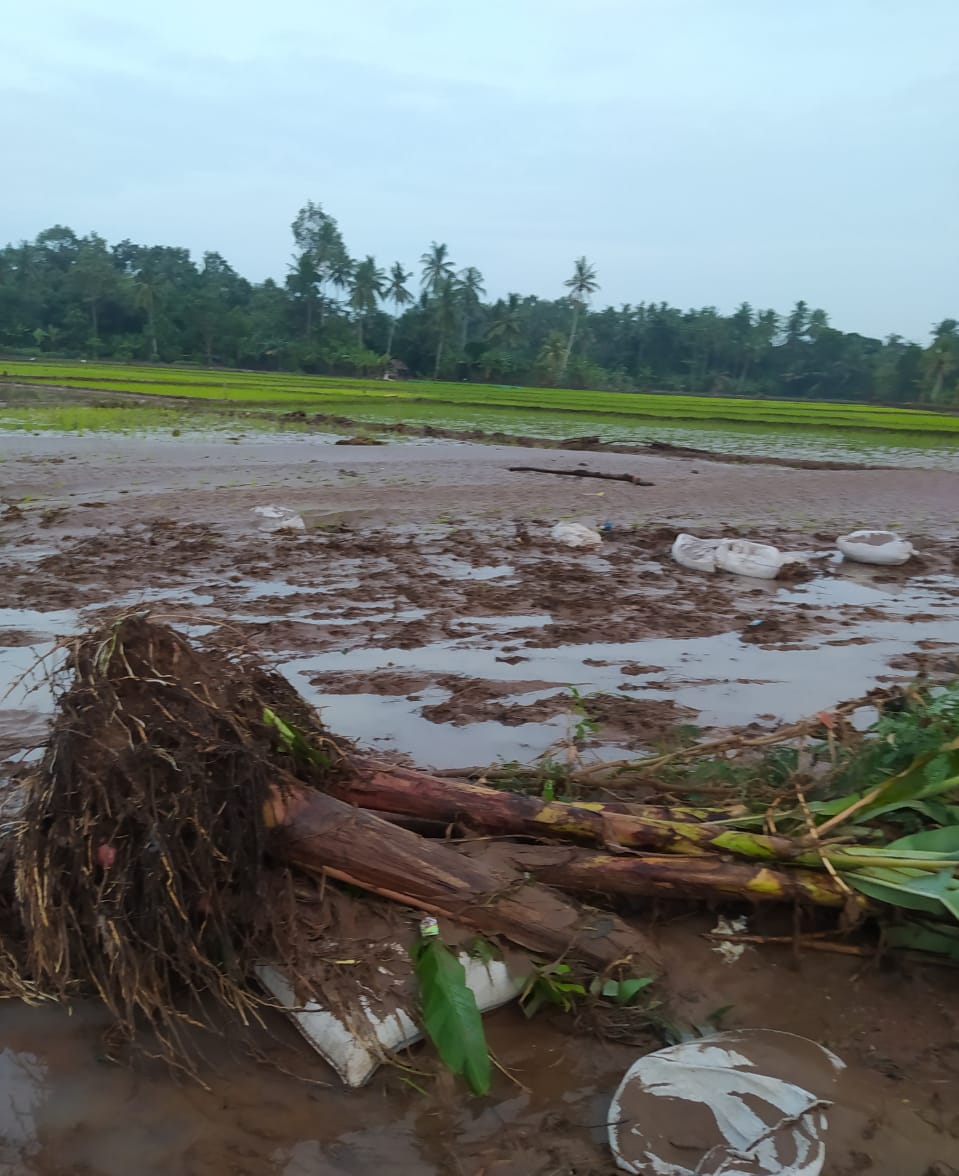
[411,937,491,1096]
[887,826,959,855]
[884,920,959,960]
[845,865,959,922]
[811,753,959,828]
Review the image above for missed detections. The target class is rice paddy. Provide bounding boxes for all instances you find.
[3,361,959,469]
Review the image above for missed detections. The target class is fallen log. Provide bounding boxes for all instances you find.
[480,845,856,910]
[264,779,660,974]
[339,758,806,863]
[507,465,654,486]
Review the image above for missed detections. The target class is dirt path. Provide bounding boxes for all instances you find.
[1,429,959,1173]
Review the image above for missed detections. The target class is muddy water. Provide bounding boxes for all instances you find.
[0,997,635,1175]
[0,916,956,1174]
[4,565,959,771]
[3,554,959,772]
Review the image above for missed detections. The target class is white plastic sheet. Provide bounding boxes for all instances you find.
[609,1029,844,1175]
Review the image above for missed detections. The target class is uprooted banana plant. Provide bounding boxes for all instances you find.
[541,681,959,953]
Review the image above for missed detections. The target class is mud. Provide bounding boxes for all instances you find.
[0,916,956,1175]
[1,427,959,1173]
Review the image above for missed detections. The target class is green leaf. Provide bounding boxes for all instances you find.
[845,866,959,919]
[613,977,654,1006]
[887,825,959,855]
[884,920,959,960]
[813,754,959,827]
[942,890,959,922]
[924,753,954,788]
[521,964,585,1016]
[909,800,959,825]
[262,707,329,769]
[412,938,491,1096]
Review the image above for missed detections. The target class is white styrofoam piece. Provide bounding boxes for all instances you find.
[257,951,523,1088]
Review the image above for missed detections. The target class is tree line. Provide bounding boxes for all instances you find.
[1,202,956,404]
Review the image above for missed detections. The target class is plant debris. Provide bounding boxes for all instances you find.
[1,612,958,1087]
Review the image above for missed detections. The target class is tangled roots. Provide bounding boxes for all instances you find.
[7,612,342,1073]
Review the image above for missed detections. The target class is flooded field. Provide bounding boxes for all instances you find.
[3,379,959,470]
[2,421,959,1174]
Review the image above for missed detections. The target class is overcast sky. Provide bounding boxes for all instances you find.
[4,0,956,341]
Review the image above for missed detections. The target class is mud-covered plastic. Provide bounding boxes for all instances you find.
[551,522,603,548]
[608,1029,845,1175]
[715,537,786,580]
[256,953,523,1088]
[837,529,914,566]
[252,505,305,532]
[671,533,722,573]
[672,534,791,579]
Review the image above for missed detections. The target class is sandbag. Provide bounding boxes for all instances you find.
[715,538,787,580]
[837,530,914,566]
[671,533,722,573]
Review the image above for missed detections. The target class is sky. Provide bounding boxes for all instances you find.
[3,0,957,341]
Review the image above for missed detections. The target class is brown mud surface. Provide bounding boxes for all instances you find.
[1,427,959,1173]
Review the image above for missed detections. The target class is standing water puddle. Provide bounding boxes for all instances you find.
[280,571,959,767]
[2,571,958,771]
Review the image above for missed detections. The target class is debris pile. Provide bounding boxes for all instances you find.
[1,613,957,1086]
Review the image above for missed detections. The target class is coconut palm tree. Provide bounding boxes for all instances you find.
[348,256,385,346]
[455,266,485,348]
[420,242,454,296]
[327,251,355,307]
[923,319,959,403]
[431,276,459,378]
[134,275,160,360]
[384,262,413,357]
[559,256,599,381]
[486,293,523,346]
[286,252,320,338]
[538,332,568,386]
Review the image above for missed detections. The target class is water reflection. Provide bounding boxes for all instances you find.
[0,1048,46,1171]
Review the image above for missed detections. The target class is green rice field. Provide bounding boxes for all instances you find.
[3,360,959,470]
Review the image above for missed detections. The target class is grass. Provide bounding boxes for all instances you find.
[3,359,959,435]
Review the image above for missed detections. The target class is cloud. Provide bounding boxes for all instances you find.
[2,0,957,339]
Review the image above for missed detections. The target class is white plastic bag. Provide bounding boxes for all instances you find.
[715,538,786,580]
[671,533,722,573]
[251,505,305,532]
[608,1029,844,1175]
[837,530,914,566]
[551,522,602,549]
